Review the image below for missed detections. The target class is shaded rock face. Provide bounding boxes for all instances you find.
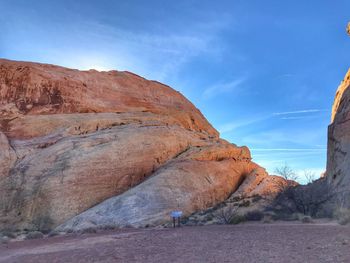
[0,59,271,231]
[327,68,350,204]
[183,167,289,226]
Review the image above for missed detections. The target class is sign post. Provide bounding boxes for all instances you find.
[170,211,183,228]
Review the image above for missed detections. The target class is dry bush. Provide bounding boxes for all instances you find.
[334,191,350,225]
[334,208,350,225]
[213,204,239,224]
[262,216,272,224]
[25,231,44,240]
[79,227,97,234]
[239,200,251,207]
[300,215,313,223]
[245,210,264,221]
[48,231,60,237]
[32,215,53,234]
[229,215,247,225]
[1,230,16,239]
[303,170,317,184]
[271,164,335,218]
[251,195,263,203]
[275,183,334,217]
[274,164,299,182]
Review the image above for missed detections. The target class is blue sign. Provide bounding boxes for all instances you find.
[171,211,183,218]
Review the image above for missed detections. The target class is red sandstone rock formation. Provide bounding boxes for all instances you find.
[0,59,279,231]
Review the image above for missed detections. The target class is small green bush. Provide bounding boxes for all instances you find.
[229,215,246,224]
[205,214,214,221]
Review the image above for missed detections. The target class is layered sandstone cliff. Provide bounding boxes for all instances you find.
[327,68,350,203]
[0,59,277,231]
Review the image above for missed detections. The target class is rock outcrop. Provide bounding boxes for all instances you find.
[0,59,278,231]
[327,68,350,205]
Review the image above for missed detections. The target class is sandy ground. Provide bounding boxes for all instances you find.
[0,223,349,263]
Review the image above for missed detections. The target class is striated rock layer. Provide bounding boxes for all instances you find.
[327,68,350,204]
[0,59,275,231]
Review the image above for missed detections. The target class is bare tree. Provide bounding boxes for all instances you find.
[347,22,350,36]
[274,164,299,182]
[303,170,317,184]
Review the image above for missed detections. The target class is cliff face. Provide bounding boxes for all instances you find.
[0,59,276,231]
[327,68,350,203]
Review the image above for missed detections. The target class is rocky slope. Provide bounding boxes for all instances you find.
[327,68,350,206]
[0,59,280,232]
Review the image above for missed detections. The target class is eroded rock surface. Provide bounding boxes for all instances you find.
[327,68,350,205]
[57,141,256,231]
[0,59,274,231]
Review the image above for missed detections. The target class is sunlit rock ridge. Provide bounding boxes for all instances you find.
[0,59,279,231]
[327,67,350,203]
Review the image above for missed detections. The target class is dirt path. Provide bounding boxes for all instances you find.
[1,224,350,263]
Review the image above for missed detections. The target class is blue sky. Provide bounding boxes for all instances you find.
[1,0,349,182]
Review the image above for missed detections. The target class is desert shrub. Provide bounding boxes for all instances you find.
[79,227,97,234]
[230,196,242,202]
[99,225,118,231]
[239,200,251,207]
[1,231,16,239]
[48,231,60,237]
[270,178,335,217]
[262,216,272,224]
[271,212,299,221]
[334,208,350,225]
[1,226,18,238]
[252,195,263,203]
[25,231,44,240]
[214,204,239,224]
[245,210,264,221]
[205,214,214,221]
[229,215,246,225]
[32,215,54,233]
[300,215,313,223]
[0,236,9,244]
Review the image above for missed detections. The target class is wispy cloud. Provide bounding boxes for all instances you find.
[280,116,320,120]
[218,108,327,134]
[217,115,268,134]
[1,11,231,82]
[251,148,326,152]
[273,109,326,116]
[202,77,246,99]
